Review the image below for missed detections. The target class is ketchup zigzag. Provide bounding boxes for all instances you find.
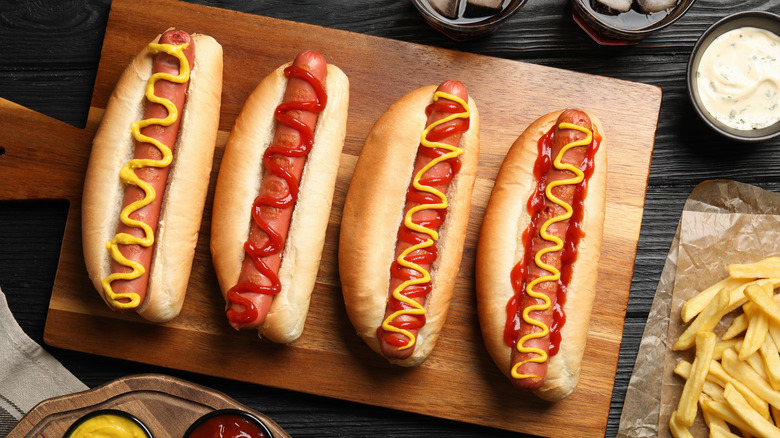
[379,91,470,350]
[102,41,191,310]
[226,66,327,324]
[511,122,593,381]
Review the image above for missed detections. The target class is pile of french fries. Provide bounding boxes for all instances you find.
[671,256,780,438]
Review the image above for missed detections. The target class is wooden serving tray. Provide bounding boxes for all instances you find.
[7,374,290,438]
[0,0,661,435]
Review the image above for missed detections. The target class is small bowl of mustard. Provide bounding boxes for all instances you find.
[64,409,153,438]
[687,11,780,142]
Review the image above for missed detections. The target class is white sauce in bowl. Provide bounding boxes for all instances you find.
[695,26,780,130]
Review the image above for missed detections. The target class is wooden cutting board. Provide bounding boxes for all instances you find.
[7,374,290,438]
[0,0,661,435]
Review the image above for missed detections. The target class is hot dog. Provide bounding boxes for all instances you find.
[82,29,223,323]
[339,81,480,366]
[210,50,349,343]
[476,109,607,401]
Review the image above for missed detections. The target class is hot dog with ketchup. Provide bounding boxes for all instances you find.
[210,50,349,343]
[476,109,607,401]
[82,29,223,323]
[340,81,479,366]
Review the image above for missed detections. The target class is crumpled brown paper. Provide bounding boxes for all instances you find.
[617,179,780,437]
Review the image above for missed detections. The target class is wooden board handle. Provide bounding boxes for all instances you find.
[0,99,97,201]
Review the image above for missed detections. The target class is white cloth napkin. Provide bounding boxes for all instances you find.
[0,287,87,435]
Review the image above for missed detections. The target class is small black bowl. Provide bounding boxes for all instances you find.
[411,0,528,41]
[687,11,780,142]
[183,409,274,438]
[64,409,153,438]
[571,0,696,45]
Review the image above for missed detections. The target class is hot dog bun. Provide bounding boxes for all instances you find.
[476,110,607,401]
[339,84,480,366]
[82,32,223,323]
[210,60,349,343]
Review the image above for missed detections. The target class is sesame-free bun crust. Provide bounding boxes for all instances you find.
[210,62,349,343]
[339,85,480,366]
[475,110,607,401]
[81,32,223,323]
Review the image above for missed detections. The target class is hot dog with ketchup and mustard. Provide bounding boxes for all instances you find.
[476,109,607,401]
[82,29,223,323]
[339,81,479,366]
[210,50,349,343]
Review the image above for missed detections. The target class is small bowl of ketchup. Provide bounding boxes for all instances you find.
[184,409,274,438]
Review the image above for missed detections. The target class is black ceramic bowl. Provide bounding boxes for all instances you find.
[183,409,274,438]
[64,409,153,438]
[687,11,780,143]
[411,0,528,41]
[571,0,696,45]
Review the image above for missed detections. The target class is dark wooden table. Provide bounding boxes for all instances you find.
[1,1,778,436]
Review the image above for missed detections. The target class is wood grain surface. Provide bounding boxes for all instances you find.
[0,0,660,436]
[8,373,290,438]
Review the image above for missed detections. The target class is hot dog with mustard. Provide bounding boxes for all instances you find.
[82,29,223,323]
[339,81,480,366]
[476,109,607,401]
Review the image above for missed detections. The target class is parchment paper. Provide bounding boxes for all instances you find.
[617,179,780,437]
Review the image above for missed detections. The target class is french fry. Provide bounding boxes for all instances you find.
[720,278,780,318]
[708,428,742,438]
[700,397,760,436]
[700,395,740,438]
[734,339,770,381]
[742,283,773,359]
[682,277,751,323]
[709,359,770,418]
[722,348,780,412]
[669,409,695,438]
[745,282,780,326]
[674,359,691,377]
[710,426,741,437]
[714,338,741,360]
[677,331,716,426]
[742,303,769,359]
[770,320,780,352]
[674,287,729,351]
[674,359,725,401]
[763,335,780,391]
[723,313,748,341]
[723,383,780,437]
[674,359,690,377]
[728,257,780,279]
[747,349,770,382]
[711,424,742,437]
